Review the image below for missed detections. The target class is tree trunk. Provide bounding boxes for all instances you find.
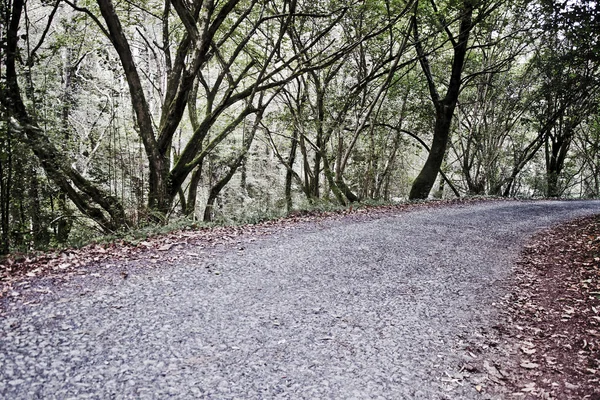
[97,0,172,219]
[28,168,49,248]
[409,109,454,199]
[408,2,473,199]
[203,156,244,222]
[335,177,360,203]
[56,192,72,243]
[322,156,347,205]
[545,122,577,197]
[148,157,172,218]
[0,118,12,255]
[285,129,299,213]
[185,166,203,217]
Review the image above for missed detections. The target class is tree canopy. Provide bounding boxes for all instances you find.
[0,0,598,253]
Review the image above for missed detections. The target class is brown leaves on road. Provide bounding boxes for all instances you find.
[498,215,600,399]
[0,223,274,310]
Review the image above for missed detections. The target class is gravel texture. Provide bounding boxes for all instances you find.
[1,200,600,399]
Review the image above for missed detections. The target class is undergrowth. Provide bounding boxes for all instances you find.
[61,198,401,251]
[7,195,524,257]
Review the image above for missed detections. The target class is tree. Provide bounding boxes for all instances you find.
[573,111,600,197]
[535,0,600,197]
[408,0,477,199]
[93,0,376,220]
[451,2,533,195]
[267,0,416,206]
[1,0,127,233]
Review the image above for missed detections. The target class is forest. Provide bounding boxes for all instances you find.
[0,0,598,254]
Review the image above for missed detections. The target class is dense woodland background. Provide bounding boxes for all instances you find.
[0,0,598,254]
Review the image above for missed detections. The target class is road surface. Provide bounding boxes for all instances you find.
[1,200,599,399]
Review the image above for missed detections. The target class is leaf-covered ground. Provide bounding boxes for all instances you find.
[492,215,600,399]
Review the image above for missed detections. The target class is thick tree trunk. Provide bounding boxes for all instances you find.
[147,157,172,217]
[546,172,560,198]
[408,2,473,199]
[409,109,454,199]
[502,180,513,197]
[322,156,347,206]
[98,0,176,220]
[335,177,360,203]
[545,126,575,198]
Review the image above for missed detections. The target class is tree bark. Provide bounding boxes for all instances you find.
[185,166,203,217]
[409,1,474,199]
[0,116,12,255]
[545,115,581,197]
[285,129,299,213]
[409,108,456,199]
[96,0,170,215]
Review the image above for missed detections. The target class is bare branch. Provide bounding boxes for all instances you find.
[64,0,110,39]
[26,0,61,66]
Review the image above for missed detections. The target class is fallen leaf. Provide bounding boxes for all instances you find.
[483,361,504,378]
[158,243,173,251]
[520,362,539,369]
[520,347,536,355]
[521,382,536,392]
[564,382,578,390]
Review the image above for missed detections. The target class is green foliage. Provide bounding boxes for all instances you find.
[64,215,215,250]
[1,0,599,257]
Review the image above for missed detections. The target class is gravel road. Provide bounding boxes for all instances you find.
[2,200,600,399]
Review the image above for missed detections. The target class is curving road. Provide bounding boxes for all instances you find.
[1,200,600,399]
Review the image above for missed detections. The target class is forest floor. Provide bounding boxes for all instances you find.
[1,199,599,399]
[486,214,600,399]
